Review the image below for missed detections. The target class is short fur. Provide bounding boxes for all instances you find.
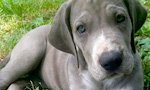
[0,0,147,90]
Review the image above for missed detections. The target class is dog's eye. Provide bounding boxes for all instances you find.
[77,25,86,34]
[116,14,126,23]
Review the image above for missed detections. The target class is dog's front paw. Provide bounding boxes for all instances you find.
[0,76,9,90]
[0,82,8,90]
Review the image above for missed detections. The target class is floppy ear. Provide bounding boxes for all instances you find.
[124,0,147,53]
[48,1,76,55]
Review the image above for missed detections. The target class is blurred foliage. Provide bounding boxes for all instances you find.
[0,0,64,58]
[136,0,150,89]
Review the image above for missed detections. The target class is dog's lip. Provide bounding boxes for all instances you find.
[104,68,127,77]
[108,73,124,81]
[99,72,123,81]
[111,66,134,76]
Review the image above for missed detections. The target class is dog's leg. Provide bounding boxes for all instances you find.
[7,79,29,90]
[0,32,47,90]
[0,53,11,69]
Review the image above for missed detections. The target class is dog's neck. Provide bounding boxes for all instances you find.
[80,70,102,90]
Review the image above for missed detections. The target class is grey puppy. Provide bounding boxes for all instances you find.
[0,0,147,90]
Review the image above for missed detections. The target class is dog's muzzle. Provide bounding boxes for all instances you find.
[99,51,123,71]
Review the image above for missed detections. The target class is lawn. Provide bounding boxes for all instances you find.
[0,0,64,58]
[0,0,150,90]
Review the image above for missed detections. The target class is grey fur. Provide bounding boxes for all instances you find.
[0,0,147,90]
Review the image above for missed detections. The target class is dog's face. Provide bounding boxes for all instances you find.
[71,0,134,80]
[49,0,147,81]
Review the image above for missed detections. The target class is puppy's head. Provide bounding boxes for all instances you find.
[49,0,147,81]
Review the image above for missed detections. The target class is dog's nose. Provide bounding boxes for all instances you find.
[99,51,122,71]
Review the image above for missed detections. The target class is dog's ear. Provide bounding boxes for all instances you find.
[124,0,147,53]
[48,1,76,55]
[124,0,147,32]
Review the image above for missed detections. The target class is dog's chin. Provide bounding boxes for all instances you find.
[88,63,134,82]
[88,66,109,81]
[89,68,133,83]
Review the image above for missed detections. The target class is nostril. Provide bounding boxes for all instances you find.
[99,51,122,71]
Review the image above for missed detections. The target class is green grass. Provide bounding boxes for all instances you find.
[0,0,150,90]
[136,0,150,89]
[0,0,64,58]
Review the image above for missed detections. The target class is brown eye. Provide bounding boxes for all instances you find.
[77,25,86,34]
[116,14,126,23]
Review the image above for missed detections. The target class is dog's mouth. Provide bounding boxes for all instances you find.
[87,49,135,81]
[88,65,133,82]
[88,66,120,82]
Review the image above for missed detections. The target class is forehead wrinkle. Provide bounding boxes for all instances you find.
[72,1,101,25]
[86,0,97,3]
[80,0,102,23]
[73,11,91,25]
